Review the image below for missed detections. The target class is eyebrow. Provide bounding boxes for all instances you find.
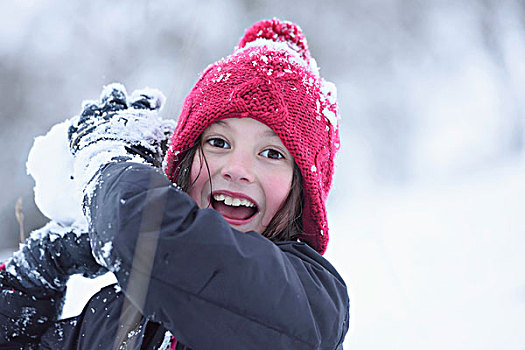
[264,129,278,137]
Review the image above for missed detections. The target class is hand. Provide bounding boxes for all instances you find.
[68,83,175,191]
[2,221,106,298]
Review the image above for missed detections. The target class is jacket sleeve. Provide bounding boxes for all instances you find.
[88,162,349,349]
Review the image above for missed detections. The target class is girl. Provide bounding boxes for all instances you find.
[0,18,349,349]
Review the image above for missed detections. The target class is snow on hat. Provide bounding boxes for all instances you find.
[165,18,340,255]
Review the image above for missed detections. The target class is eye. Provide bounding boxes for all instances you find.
[207,137,230,149]
[260,149,285,160]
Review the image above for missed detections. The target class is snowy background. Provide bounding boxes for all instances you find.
[1,0,525,349]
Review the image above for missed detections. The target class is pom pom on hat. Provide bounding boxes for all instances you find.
[237,18,311,64]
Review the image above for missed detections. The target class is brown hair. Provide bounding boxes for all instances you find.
[174,140,304,242]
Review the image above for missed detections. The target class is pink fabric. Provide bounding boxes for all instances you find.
[165,18,339,255]
[170,336,177,349]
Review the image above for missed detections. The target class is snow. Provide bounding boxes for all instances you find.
[100,242,112,261]
[324,158,525,349]
[61,273,116,319]
[320,80,337,106]
[3,3,525,348]
[70,84,175,202]
[130,88,166,110]
[25,83,176,233]
[322,108,337,128]
[25,105,173,225]
[26,120,86,227]
[239,39,313,74]
[73,140,147,201]
[6,252,54,289]
[27,220,85,241]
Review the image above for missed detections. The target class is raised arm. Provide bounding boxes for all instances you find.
[87,161,349,349]
[67,84,349,348]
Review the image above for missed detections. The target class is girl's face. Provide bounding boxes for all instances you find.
[188,118,294,234]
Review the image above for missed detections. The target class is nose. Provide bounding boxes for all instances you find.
[221,150,255,183]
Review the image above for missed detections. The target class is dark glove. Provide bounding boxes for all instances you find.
[68,83,175,193]
[2,221,106,299]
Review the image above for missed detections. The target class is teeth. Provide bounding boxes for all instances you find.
[213,194,255,207]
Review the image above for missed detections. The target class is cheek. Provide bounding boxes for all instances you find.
[261,170,293,225]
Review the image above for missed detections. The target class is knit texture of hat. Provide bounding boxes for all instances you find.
[165,18,340,255]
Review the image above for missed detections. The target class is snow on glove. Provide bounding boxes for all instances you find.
[1,221,106,299]
[68,83,175,197]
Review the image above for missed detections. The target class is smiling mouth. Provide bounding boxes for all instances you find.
[211,193,258,221]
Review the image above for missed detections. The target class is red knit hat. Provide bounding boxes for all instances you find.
[165,18,340,255]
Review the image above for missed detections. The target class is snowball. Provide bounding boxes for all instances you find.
[26,119,87,226]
